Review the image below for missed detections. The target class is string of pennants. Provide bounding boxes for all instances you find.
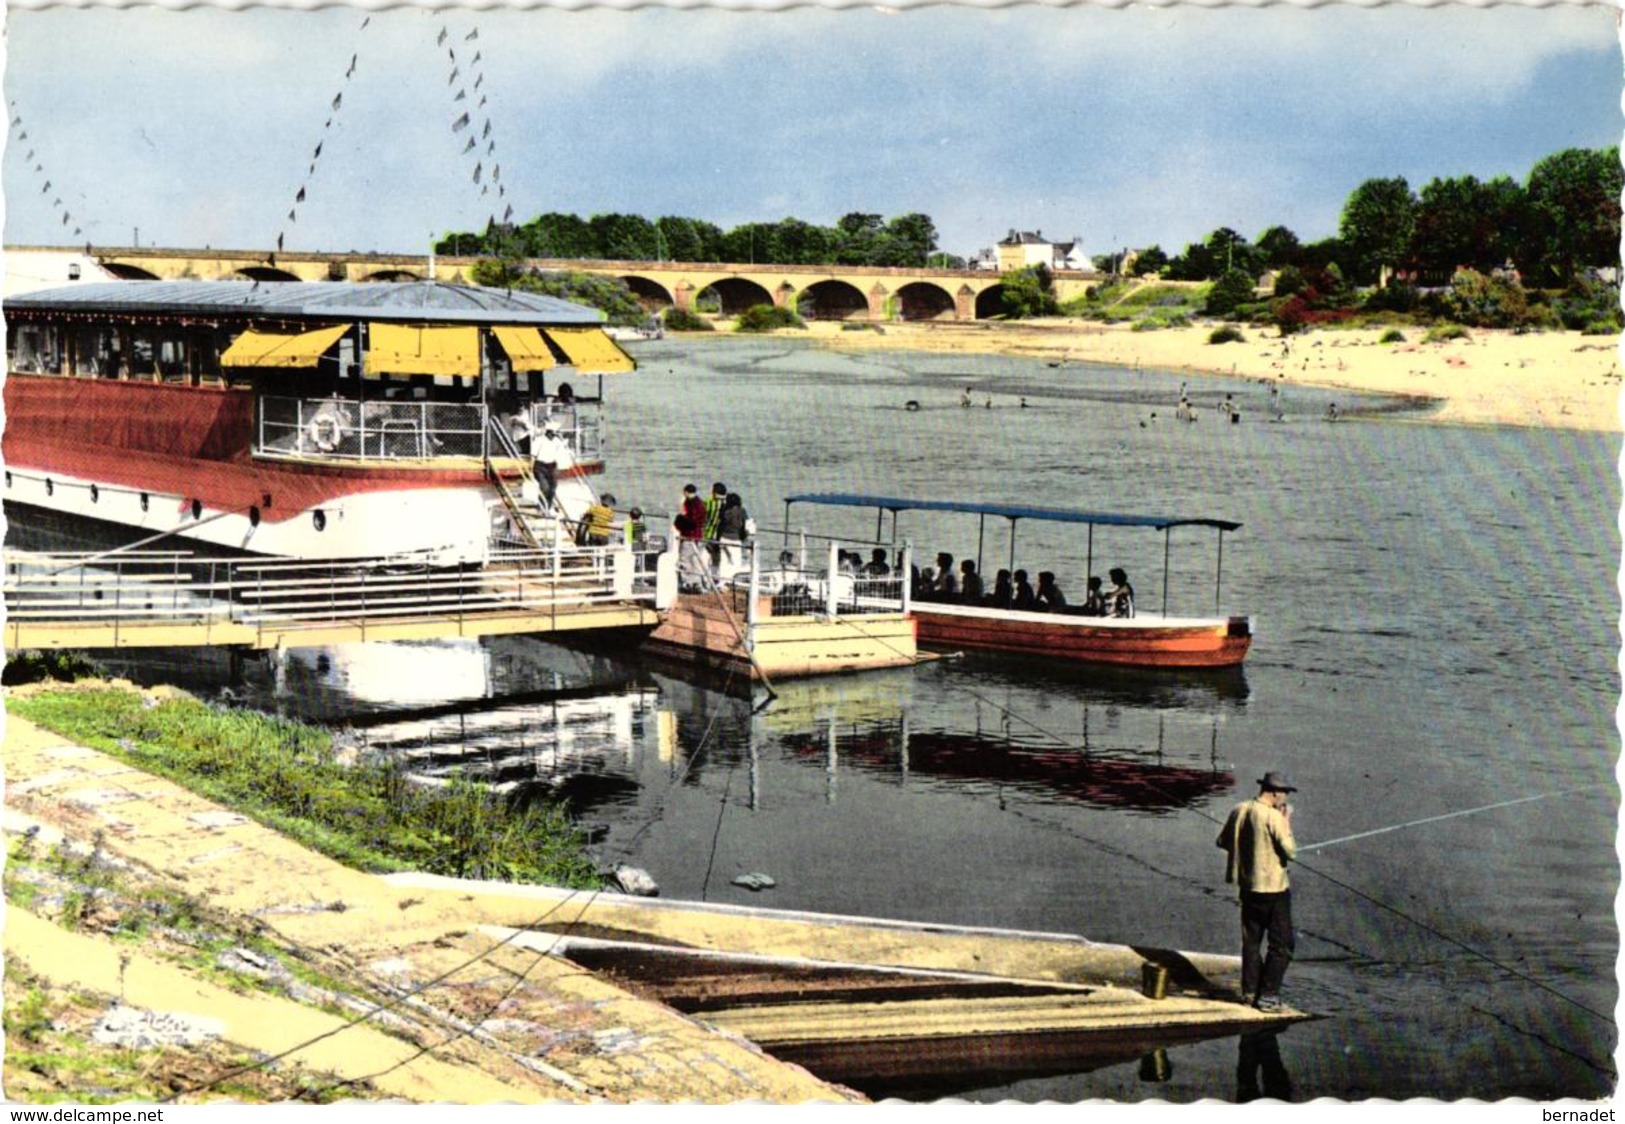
[8,100,84,242]
[440,22,513,234]
[269,14,372,264]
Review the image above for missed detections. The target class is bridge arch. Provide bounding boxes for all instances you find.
[622,275,674,312]
[974,284,1008,320]
[363,268,421,282]
[796,279,869,321]
[102,262,160,280]
[697,277,773,317]
[893,281,957,321]
[234,266,302,282]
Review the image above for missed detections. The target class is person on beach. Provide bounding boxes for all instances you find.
[960,388,973,409]
[1107,567,1135,618]
[1216,772,1299,1011]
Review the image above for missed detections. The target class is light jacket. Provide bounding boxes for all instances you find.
[1217,798,1297,894]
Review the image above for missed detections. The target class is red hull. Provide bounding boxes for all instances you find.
[1,374,596,525]
[914,605,1252,669]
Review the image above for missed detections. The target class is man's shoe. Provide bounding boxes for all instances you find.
[1254,995,1285,1012]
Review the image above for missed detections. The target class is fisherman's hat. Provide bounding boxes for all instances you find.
[1257,771,1298,793]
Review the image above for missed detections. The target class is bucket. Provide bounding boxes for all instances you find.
[1140,962,1170,1000]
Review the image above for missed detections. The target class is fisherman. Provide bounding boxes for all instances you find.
[1216,771,1299,1012]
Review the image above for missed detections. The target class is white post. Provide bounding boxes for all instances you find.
[745,541,760,652]
[826,540,840,617]
[654,540,679,609]
[612,540,632,599]
[900,540,912,614]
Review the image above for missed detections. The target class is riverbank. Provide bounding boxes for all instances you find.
[796,319,1623,433]
[1,697,863,1103]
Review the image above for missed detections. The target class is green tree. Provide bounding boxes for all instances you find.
[878,212,939,267]
[654,216,725,262]
[1256,226,1302,269]
[1000,264,1060,318]
[834,212,885,265]
[586,213,658,260]
[1412,175,1530,277]
[519,212,594,259]
[1204,267,1258,317]
[1525,146,1622,283]
[1338,176,1417,284]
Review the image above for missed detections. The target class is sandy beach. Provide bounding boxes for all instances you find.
[799,319,1623,433]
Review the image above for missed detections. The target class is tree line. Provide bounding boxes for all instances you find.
[437,211,947,269]
[1112,147,1619,288]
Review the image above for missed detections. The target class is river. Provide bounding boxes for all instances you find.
[99,336,1621,1101]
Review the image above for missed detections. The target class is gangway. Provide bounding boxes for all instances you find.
[4,546,669,651]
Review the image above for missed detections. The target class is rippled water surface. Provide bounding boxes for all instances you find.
[105,338,1621,1101]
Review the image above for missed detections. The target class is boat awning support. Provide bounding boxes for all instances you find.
[1162,528,1171,617]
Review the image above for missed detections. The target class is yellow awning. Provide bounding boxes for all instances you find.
[220,324,348,369]
[544,327,636,373]
[492,325,556,372]
[367,322,481,378]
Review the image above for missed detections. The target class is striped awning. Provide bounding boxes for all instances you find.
[366,322,481,378]
[492,325,556,372]
[220,324,348,369]
[545,327,636,373]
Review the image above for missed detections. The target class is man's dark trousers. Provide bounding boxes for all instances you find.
[1240,889,1294,1000]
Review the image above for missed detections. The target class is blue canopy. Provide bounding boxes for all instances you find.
[783,493,1241,533]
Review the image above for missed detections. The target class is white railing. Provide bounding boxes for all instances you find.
[4,547,659,638]
[255,396,487,461]
[667,533,911,621]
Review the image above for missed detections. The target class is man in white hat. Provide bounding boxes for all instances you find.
[1216,771,1299,1011]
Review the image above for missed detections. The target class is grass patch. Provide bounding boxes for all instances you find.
[9,688,602,888]
[1424,324,1472,343]
[1208,325,1246,344]
[1379,328,1406,344]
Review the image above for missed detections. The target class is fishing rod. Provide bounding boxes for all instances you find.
[1296,783,1610,854]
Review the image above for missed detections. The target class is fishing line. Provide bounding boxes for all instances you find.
[1296,784,1610,854]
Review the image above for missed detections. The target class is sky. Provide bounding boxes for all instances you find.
[2,3,1619,263]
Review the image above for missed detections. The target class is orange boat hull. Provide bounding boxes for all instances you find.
[914,606,1252,669]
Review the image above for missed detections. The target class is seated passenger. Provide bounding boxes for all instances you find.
[1081,576,1107,617]
[862,548,891,578]
[1108,567,1136,618]
[931,553,958,601]
[1034,571,1068,613]
[986,569,1013,610]
[1012,569,1037,611]
[959,559,983,605]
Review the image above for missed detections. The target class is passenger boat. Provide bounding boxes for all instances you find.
[781,493,1252,669]
[2,279,634,564]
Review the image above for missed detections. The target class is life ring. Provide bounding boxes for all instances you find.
[307,408,347,453]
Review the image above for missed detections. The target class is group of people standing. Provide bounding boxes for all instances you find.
[914,553,1136,618]
[674,481,752,588]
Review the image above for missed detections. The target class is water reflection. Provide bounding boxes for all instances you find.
[1236,1029,1295,1103]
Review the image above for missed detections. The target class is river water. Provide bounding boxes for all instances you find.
[98,336,1620,1102]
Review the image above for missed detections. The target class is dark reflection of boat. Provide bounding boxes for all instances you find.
[783,724,1232,813]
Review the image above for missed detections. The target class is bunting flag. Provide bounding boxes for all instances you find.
[475,74,485,90]
[462,136,476,154]
[267,14,369,259]
[465,28,479,41]
[504,204,514,222]
[473,52,482,64]
[449,68,460,85]
[473,161,482,184]
[482,120,492,138]
[437,26,448,45]
[452,112,471,132]
[454,89,467,102]
[10,104,90,238]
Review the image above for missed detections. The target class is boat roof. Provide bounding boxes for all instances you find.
[4,280,606,325]
[783,492,1242,532]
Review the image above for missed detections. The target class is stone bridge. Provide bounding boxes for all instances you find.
[19,245,1101,322]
